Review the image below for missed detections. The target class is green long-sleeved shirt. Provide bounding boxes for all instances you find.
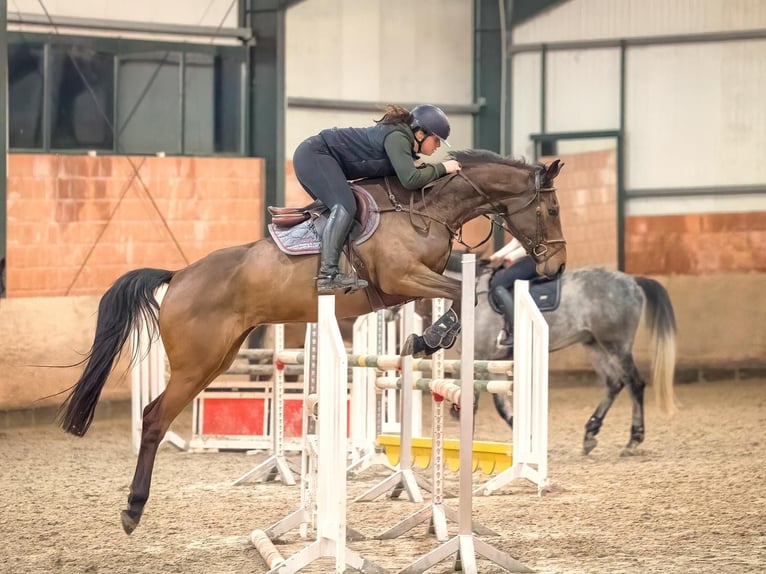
[383,129,447,190]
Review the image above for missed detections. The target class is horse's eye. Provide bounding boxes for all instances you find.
[548,208,559,216]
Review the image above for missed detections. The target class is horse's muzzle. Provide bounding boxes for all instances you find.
[536,246,567,279]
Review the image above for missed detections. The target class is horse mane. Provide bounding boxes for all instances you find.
[451,149,536,172]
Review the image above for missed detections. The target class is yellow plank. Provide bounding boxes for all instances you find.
[376,435,513,475]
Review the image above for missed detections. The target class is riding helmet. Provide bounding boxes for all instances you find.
[410,104,451,144]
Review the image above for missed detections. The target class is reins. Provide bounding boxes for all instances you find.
[379,166,565,259]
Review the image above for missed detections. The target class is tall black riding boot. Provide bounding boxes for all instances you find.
[492,286,515,347]
[316,205,368,295]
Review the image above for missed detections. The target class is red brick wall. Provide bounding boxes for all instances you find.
[626,212,766,275]
[7,154,264,297]
[540,150,619,270]
[544,150,766,275]
[9,153,761,300]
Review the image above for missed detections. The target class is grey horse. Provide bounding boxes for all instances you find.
[463,262,677,456]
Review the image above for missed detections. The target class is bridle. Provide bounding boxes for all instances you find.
[381,166,566,263]
[453,169,566,262]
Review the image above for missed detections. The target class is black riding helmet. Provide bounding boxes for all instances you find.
[410,104,451,145]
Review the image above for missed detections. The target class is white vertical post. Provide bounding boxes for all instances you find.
[511,280,550,494]
[350,312,374,460]
[130,284,184,455]
[316,295,348,572]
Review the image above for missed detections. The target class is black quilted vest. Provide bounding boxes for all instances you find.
[318,123,415,180]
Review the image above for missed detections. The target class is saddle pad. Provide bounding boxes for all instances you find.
[268,186,380,255]
[488,275,562,314]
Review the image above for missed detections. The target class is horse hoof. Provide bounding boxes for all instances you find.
[401,334,439,358]
[583,437,598,455]
[400,334,416,357]
[121,510,139,535]
[620,442,644,457]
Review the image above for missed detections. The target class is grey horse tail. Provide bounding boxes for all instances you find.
[635,276,678,415]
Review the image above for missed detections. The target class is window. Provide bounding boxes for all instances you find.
[7,32,245,156]
[49,44,114,150]
[8,41,44,149]
[117,51,182,154]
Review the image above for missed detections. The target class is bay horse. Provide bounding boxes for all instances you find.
[57,150,567,534]
[468,263,677,455]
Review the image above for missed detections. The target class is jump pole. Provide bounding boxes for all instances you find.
[477,280,550,497]
[232,323,297,486]
[373,272,490,542]
[255,296,387,574]
[253,325,317,544]
[130,284,186,455]
[398,254,532,573]
[354,301,428,504]
[347,310,397,476]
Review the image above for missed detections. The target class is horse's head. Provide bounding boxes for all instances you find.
[451,151,567,279]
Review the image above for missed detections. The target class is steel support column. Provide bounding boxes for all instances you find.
[1,0,8,296]
[244,0,286,233]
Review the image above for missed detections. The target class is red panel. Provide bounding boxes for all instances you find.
[201,398,266,436]
[283,398,305,437]
[200,396,352,438]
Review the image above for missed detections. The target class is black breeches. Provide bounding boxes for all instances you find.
[292,137,357,216]
[488,255,538,291]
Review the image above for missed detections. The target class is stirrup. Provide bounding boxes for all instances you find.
[316,273,368,295]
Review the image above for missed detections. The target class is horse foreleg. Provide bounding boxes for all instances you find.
[389,270,462,358]
[621,355,646,456]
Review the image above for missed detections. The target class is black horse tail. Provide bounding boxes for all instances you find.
[635,276,678,415]
[58,268,175,436]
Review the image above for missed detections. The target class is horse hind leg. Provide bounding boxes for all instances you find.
[620,354,646,456]
[583,344,629,455]
[121,322,251,534]
[583,375,625,455]
[121,378,198,534]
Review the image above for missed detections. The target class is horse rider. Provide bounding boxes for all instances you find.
[488,236,541,347]
[292,104,462,294]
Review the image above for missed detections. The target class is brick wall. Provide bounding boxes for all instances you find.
[626,212,766,275]
[544,150,766,275]
[7,154,265,297]
[543,150,619,270]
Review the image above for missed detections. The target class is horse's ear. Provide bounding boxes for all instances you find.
[543,159,564,187]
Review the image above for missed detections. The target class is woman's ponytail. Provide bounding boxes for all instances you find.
[375,104,412,125]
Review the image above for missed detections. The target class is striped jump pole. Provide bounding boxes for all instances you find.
[232,324,297,486]
[354,301,429,505]
[396,254,533,574]
[254,296,387,574]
